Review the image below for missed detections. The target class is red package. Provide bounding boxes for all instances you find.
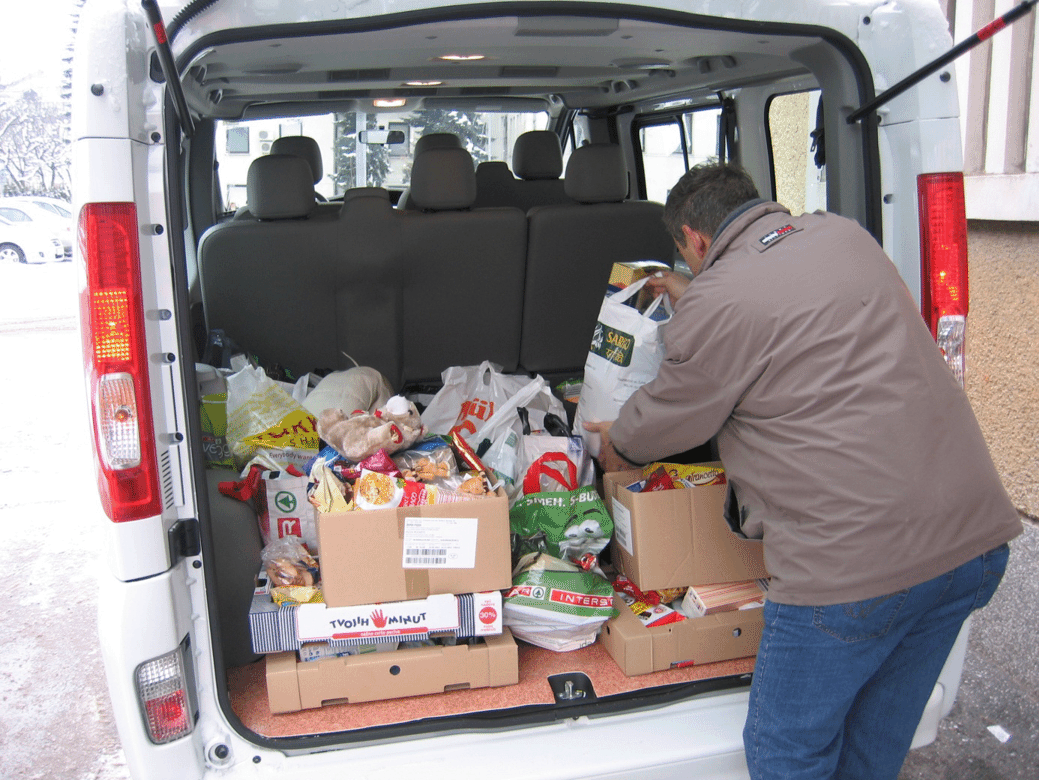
[613,574,660,606]
[357,449,402,477]
[641,466,676,493]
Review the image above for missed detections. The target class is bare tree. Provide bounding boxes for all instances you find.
[0,87,71,198]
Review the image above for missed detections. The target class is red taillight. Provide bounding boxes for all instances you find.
[917,172,969,384]
[79,203,161,521]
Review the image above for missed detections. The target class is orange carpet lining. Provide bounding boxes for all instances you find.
[228,639,756,738]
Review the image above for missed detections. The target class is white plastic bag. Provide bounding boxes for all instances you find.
[465,374,568,500]
[421,361,533,440]
[574,277,672,457]
[423,361,566,444]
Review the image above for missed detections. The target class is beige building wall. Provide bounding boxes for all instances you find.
[942,0,1038,519]
[945,0,1039,218]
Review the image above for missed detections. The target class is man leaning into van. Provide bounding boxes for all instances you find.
[584,161,1022,780]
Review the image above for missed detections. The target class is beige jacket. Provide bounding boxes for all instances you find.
[611,202,1021,605]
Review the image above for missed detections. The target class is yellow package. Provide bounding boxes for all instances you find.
[642,462,727,487]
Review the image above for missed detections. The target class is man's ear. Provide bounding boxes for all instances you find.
[681,225,710,259]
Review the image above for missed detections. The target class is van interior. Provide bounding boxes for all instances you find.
[166,5,879,745]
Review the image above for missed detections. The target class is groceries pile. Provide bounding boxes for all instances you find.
[200,328,768,705]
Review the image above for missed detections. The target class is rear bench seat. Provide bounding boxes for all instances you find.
[197,144,672,391]
[198,154,346,378]
[473,130,572,212]
[519,143,676,377]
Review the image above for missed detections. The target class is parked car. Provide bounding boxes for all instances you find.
[0,214,65,264]
[15,195,73,220]
[73,1,978,779]
[0,198,73,260]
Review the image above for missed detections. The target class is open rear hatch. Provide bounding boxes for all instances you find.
[166,2,878,749]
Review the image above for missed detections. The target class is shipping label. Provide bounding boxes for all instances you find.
[611,500,634,555]
[402,517,478,569]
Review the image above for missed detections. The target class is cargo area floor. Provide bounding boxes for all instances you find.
[228,640,756,737]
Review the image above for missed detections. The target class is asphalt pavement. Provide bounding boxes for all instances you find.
[0,260,1034,779]
[899,519,1038,780]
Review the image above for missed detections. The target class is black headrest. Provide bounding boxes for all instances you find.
[564,144,628,203]
[512,130,563,180]
[475,160,515,187]
[409,148,477,211]
[247,155,316,219]
[270,136,324,184]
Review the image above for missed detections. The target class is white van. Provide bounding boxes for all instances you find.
[72,1,977,777]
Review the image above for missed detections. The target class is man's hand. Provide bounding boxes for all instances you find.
[645,271,691,307]
[583,420,636,473]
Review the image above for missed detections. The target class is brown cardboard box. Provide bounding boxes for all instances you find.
[608,260,671,288]
[600,595,763,675]
[316,488,513,607]
[608,260,672,311]
[266,628,520,713]
[602,466,767,591]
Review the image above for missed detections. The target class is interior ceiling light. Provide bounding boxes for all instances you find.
[437,54,486,62]
[373,98,407,107]
[404,80,443,86]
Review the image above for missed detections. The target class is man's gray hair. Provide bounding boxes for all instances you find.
[662,160,760,244]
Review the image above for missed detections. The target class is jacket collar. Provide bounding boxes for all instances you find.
[700,200,791,275]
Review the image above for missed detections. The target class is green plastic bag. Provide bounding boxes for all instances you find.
[503,552,617,652]
[509,453,613,566]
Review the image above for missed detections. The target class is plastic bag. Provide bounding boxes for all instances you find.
[471,374,567,499]
[256,471,319,550]
[422,361,565,444]
[503,552,617,652]
[225,365,319,472]
[574,276,672,457]
[261,536,319,588]
[509,453,613,566]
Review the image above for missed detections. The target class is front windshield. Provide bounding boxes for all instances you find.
[216,108,550,209]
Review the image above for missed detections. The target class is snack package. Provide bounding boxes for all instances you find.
[261,536,319,588]
[615,589,686,627]
[642,462,727,487]
[679,579,766,618]
[309,459,352,512]
[640,465,677,492]
[353,469,478,510]
[393,436,457,482]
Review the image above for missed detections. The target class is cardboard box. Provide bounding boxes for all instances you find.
[608,260,671,288]
[316,488,512,607]
[600,595,763,675]
[603,465,767,591]
[249,589,503,655]
[266,628,520,713]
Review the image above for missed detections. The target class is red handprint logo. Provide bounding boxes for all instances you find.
[370,609,387,628]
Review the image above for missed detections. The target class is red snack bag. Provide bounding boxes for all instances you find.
[641,466,676,493]
[613,574,660,606]
[357,449,402,477]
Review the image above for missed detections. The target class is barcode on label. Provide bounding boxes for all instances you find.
[405,548,448,566]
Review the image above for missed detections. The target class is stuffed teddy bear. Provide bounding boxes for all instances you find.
[317,394,426,462]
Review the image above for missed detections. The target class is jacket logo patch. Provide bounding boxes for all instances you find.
[758,224,798,248]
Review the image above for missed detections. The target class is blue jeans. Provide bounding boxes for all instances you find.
[744,543,1010,780]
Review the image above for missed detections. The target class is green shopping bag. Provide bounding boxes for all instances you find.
[509,453,613,566]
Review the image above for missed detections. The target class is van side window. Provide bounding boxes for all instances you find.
[636,107,722,203]
[767,90,826,216]
[561,115,592,170]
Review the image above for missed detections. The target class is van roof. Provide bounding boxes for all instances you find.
[169,3,876,121]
